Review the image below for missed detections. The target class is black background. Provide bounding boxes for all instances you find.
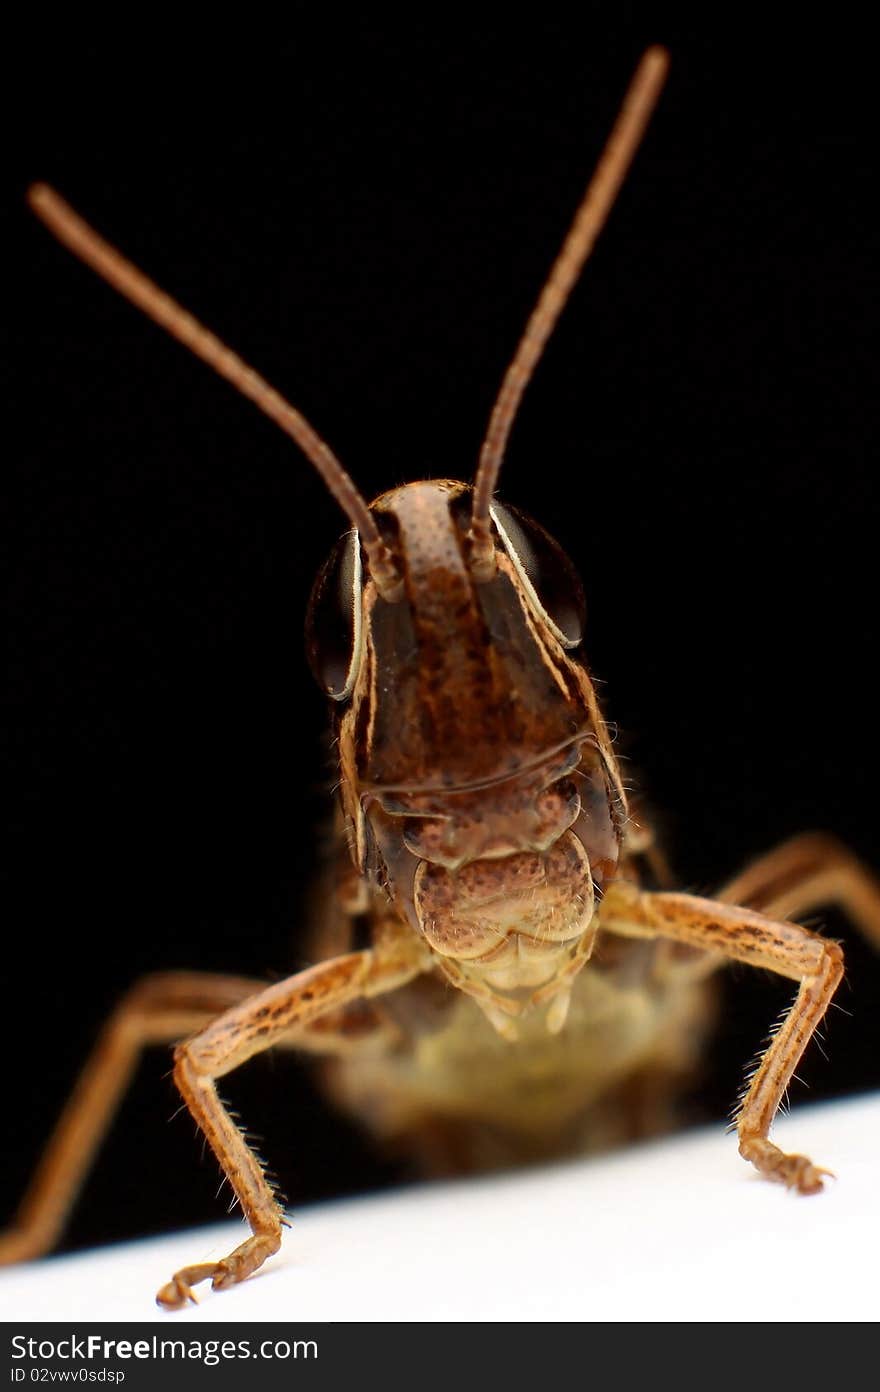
[5,14,879,1255]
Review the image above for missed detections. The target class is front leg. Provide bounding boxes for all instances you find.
[601,881,844,1193]
[156,926,428,1309]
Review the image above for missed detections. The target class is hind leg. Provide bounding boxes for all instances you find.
[719,832,880,944]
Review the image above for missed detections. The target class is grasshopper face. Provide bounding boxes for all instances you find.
[307,478,625,1031]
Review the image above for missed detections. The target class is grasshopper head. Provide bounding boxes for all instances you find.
[307,478,626,1034]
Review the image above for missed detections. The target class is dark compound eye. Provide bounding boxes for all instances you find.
[490,501,586,648]
[305,531,364,700]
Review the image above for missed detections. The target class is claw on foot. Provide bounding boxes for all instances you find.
[788,1160,835,1195]
[156,1280,193,1310]
[740,1136,834,1194]
[156,1231,281,1310]
[156,1264,214,1310]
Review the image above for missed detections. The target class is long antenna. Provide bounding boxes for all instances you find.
[27,184,401,597]
[470,46,670,576]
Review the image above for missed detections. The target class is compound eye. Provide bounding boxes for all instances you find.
[305,531,364,700]
[491,502,586,648]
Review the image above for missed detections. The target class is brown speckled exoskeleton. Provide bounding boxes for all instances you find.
[5,48,880,1308]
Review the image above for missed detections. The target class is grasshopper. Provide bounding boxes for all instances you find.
[4,47,880,1309]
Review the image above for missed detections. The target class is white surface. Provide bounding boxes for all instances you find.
[2,1093,878,1322]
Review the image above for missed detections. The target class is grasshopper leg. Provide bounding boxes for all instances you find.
[0,972,400,1270]
[600,881,844,1193]
[0,972,265,1267]
[649,831,880,988]
[719,831,880,947]
[155,930,427,1309]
